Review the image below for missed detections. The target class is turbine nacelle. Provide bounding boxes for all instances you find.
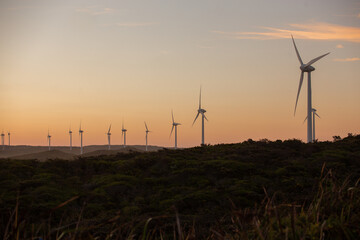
[300,65,315,72]
[198,108,206,114]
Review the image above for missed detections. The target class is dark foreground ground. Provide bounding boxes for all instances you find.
[1,134,359,239]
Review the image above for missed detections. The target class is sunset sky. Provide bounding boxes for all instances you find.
[0,0,359,147]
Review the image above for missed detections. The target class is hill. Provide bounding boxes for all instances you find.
[0,145,162,159]
[81,146,144,157]
[0,134,359,239]
[11,149,76,161]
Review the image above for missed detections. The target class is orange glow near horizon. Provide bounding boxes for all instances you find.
[0,1,359,147]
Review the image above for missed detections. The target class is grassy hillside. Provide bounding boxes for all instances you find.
[1,134,359,239]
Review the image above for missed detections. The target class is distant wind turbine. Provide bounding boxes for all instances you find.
[312,108,321,142]
[292,35,329,143]
[47,130,51,151]
[7,131,10,146]
[170,110,181,149]
[69,127,73,151]
[107,124,112,150]
[144,122,151,151]
[122,122,127,148]
[1,131,4,150]
[304,108,321,142]
[79,123,84,155]
[192,86,208,146]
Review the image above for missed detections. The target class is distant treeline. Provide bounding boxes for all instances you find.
[0,134,359,239]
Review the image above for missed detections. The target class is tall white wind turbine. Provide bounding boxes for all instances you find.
[170,110,181,149]
[79,123,84,155]
[122,122,127,148]
[69,127,73,151]
[144,122,151,151]
[292,35,329,143]
[107,124,112,150]
[192,87,208,146]
[47,130,51,151]
[1,131,4,150]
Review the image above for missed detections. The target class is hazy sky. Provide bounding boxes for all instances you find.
[0,0,359,147]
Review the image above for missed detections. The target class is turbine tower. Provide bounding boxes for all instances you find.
[192,86,208,146]
[107,124,111,150]
[1,131,4,150]
[79,123,84,155]
[47,130,51,151]
[170,110,181,149]
[69,127,73,151]
[7,132,10,146]
[292,35,329,143]
[144,122,151,151]
[122,122,127,148]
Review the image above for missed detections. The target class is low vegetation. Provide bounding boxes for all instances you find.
[1,134,359,239]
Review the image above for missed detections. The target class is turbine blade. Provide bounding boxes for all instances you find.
[171,110,174,123]
[170,125,174,138]
[315,112,321,118]
[108,124,111,133]
[294,71,304,116]
[192,112,200,126]
[204,114,208,121]
[303,116,307,124]
[304,52,330,67]
[145,122,148,131]
[291,35,303,65]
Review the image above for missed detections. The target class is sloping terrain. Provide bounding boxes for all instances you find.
[11,150,76,161]
[0,145,162,159]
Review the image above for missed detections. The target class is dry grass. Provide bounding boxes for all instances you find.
[3,163,359,240]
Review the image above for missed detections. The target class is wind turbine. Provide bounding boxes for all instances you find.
[107,124,111,150]
[292,35,329,143]
[7,131,10,146]
[122,122,127,148]
[192,86,208,146]
[79,123,84,155]
[47,130,51,151]
[144,122,151,151]
[69,127,73,151]
[303,108,321,142]
[1,131,4,150]
[170,110,181,149]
